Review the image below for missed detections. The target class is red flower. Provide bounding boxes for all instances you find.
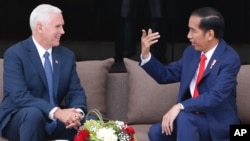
[74,135,84,141]
[124,126,135,134]
[123,126,136,141]
[79,129,90,138]
[74,129,89,141]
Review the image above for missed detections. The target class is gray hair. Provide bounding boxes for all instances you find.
[29,4,62,31]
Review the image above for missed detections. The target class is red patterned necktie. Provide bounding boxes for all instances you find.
[193,54,207,98]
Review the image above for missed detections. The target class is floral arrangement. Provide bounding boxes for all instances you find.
[74,109,137,141]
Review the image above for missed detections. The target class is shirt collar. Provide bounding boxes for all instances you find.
[32,36,52,59]
[202,44,217,62]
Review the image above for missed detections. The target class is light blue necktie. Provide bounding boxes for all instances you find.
[44,51,57,134]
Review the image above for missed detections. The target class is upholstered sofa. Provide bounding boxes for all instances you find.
[0,58,250,141]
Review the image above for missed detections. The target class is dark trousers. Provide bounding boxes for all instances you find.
[148,111,212,141]
[3,107,78,141]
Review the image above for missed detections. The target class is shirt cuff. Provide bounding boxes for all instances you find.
[179,103,184,110]
[49,107,59,120]
[140,53,151,66]
[49,107,85,120]
[76,108,85,119]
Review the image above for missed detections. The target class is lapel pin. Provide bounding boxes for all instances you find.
[210,59,216,69]
[55,60,58,64]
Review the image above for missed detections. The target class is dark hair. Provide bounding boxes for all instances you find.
[191,7,225,39]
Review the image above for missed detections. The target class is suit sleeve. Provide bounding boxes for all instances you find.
[3,46,54,117]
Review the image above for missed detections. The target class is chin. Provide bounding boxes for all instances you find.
[53,42,60,47]
[191,44,196,48]
[193,46,200,51]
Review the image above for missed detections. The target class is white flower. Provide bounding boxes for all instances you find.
[96,127,118,141]
[115,120,125,129]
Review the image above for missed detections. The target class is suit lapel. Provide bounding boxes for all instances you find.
[180,51,201,94]
[203,56,218,77]
[52,48,61,100]
[203,39,226,79]
[26,37,48,88]
[186,52,201,85]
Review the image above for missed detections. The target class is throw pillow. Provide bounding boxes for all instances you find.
[76,58,114,119]
[123,58,179,124]
[236,65,250,123]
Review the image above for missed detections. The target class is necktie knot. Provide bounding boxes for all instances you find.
[201,54,207,62]
[44,51,52,71]
[44,51,50,58]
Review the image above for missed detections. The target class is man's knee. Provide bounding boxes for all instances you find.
[19,107,45,125]
[148,123,162,140]
[176,111,196,128]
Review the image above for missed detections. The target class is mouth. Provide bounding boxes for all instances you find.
[56,36,61,39]
[189,41,194,46]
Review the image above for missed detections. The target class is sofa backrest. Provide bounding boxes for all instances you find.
[236,65,250,124]
[0,57,250,125]
[106,73,129,121]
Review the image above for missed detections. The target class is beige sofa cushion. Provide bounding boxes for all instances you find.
[236,65,250,124]
[76,58,114,118]
[123,58,179,124]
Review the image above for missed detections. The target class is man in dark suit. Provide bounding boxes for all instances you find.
[0,4,87,141]
[140,7,241,141]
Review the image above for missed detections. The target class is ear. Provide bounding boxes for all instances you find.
[36,22,43,33]
[207,29,215,40]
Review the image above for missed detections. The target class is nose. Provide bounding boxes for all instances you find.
[60,27,65,35]
[187,31,191,39]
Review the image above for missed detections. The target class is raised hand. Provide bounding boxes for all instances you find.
[141,28,160,59]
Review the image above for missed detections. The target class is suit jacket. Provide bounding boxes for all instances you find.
[0,37,87,136]
[141,39,241,140]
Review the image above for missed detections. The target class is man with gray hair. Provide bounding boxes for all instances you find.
[0,4,87,141]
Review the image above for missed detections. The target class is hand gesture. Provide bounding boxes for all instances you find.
[141,28,160,59]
